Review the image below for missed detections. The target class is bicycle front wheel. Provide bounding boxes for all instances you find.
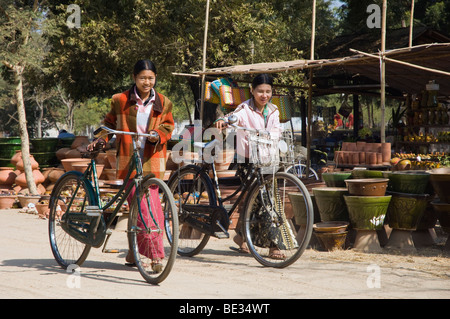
[48,172,95,269]
[128,177,178,285]
[243,171,314,268]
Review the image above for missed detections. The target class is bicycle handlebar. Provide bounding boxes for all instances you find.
[95,125,157,139]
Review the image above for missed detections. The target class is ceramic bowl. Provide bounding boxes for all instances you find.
[345,178,389,196]
[344,195,391,230]
[388,170,430,194]
[313,221,349,233]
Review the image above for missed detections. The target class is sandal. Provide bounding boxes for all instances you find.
[268,249,286,260]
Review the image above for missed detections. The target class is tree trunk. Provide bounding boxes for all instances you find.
[14,67,38,195]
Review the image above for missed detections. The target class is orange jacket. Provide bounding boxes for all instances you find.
[101,88,174,180]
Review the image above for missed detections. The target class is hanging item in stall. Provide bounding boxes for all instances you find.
[338,94,352,118]
[271,95,294,123]
[231,87,251,106]
[204,81,220,104]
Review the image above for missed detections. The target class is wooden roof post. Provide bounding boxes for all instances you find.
[306,0,316,174]
[380,0,387,143]
[199,0,211,124]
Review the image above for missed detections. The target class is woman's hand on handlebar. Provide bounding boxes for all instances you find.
[86,138,106,152]
[214,119,228,131]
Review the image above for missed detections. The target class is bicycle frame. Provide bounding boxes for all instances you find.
[59,128,160,246]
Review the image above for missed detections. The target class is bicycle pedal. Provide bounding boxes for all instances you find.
[214,231,229,239]
[86,206,102,217]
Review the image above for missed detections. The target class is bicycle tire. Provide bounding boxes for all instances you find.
[286,164,319,180]
[242,171,314,268]
[128,176,178,284]
[48,172,95,269]
[167,165,216,257]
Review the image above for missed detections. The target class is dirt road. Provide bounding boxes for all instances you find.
[1,208,449,301]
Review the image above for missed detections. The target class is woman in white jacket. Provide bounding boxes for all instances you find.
[215,74,285,259]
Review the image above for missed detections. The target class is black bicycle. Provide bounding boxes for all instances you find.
[167,116,314,268]
[48,126,178,284]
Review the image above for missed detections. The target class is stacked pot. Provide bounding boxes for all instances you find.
[384,171,431,251]
[343,175,391,253]
[335,142,391,166]
[429,168,450,251]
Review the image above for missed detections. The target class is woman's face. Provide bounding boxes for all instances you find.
[133,69,156,97]
[252,83,272,109]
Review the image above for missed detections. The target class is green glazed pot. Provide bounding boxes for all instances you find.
[313,187,349,222]
[321,172,352,187]
[388,171,430,194]
[0,137,21,144]
[387,191,429,230]
[344,195,391,230]
[288,193,319,225]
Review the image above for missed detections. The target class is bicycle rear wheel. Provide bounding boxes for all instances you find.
[286,164,319,180]
[48,172,95,269]
[167,165,215,257]
[128,177,178,284]
[243,171,314,268]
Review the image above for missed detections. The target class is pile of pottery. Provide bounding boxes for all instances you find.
[334,142,391,166]
[384,171,431,252]
[344,177,391,253]
[429,168,450,251]
[312,172,350,250]
[10,152,46,195]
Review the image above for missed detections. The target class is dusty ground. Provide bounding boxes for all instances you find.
[1,208,449,301]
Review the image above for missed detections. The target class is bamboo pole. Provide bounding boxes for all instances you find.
[199,0,211,123]
[306,0,316,175]
[350,48,450,77]
[380,0,387,143]
[409,0,415,48]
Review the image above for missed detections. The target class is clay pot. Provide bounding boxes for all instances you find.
[103,168,117,180]
[60,158,91,172]
[429,168,450,203]
[15,155,39,170]
[356,141,366,151]
[0,167,17,186]
[376,153,383,164]
[10,150,22,166]
[17,194,41,208]
[106,149,117,168]
[35,202,50,219]
[368,152,377,165]
[345,178,389,196]
[0,194,16,209]
[344,195,391,230]
[321,172,352,187]
[381,143,391,164]
[47,168,65,183]
[388,171,430,194]
[56,147,71,160]
[71,136,90,149]
[214,150,235,171]
[359,152,366,164]
[334,151,344,165]
[64,149,82,159]
[72,163,104,179]
[313,187,349,222]
[15,170,45,187]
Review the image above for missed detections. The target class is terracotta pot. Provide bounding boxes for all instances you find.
[0,167,17,186]
[376,153,383,164]
[356,141,366,151]
[359,152,366,164]
[60,158,91,172]
[214,150,235,171]
[71,136,90,149]
[95,152,109,166]
[72,163,104,178]
[104,168,117,180]
[334,151,344,165]
[56,147,71,160]
[64,149,82,159]
[352,152,359,165]
[0,195,16,209]
[345,178,389,196]
[15,155,39,170]
[18,194,41,208]
[10,150,22,166]
[368,152,377,165]
[15,170,45,187]
[35,202,50,219]
[106,149,117,169]
[48,168,65,183]
[381,143,391,164]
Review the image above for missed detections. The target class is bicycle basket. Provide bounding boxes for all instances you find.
[247,130,295,168]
